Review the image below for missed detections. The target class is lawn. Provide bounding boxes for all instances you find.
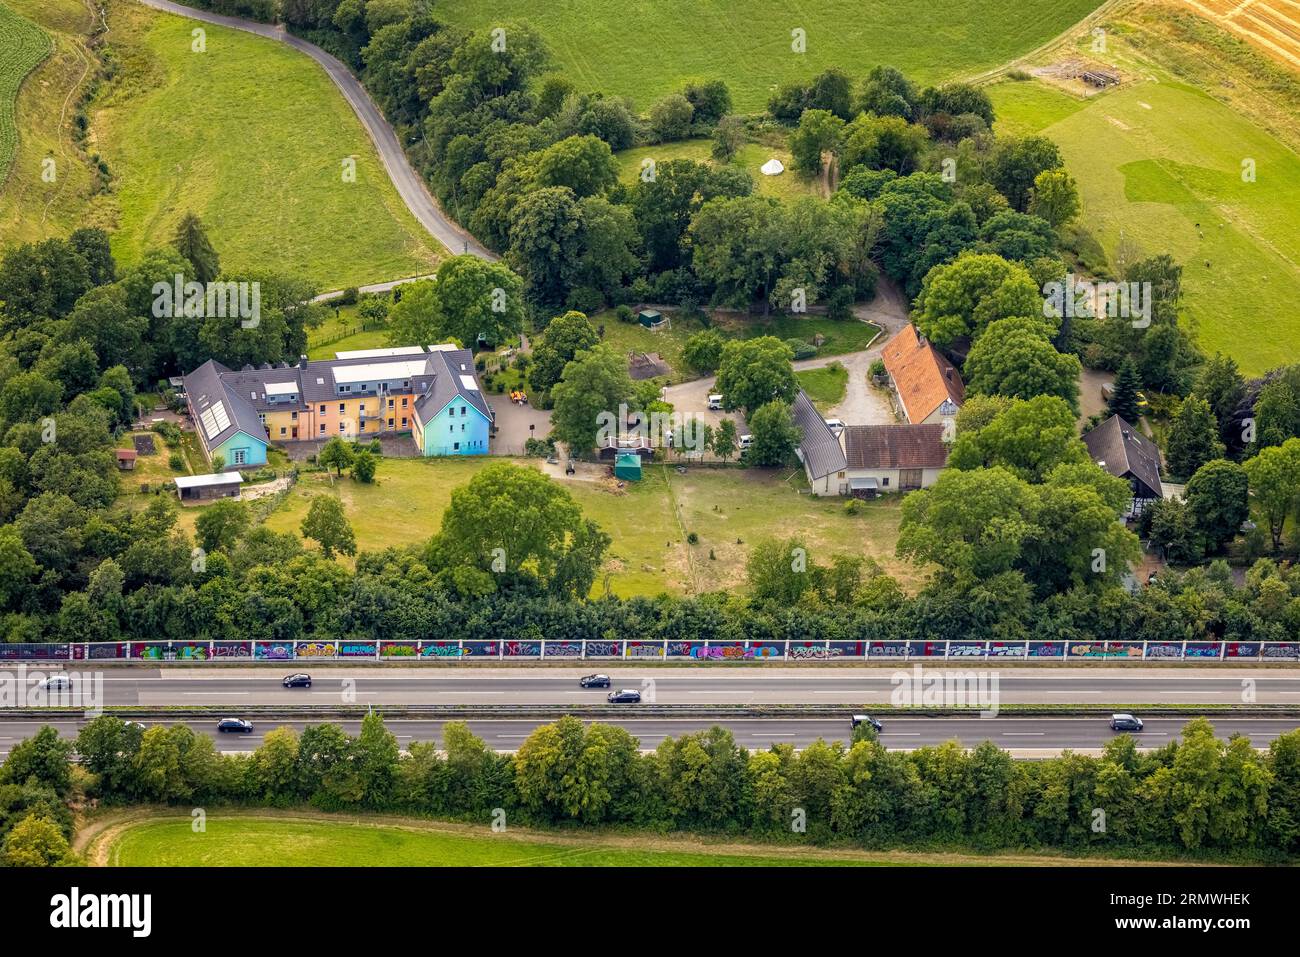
[987,73,1300,374]
[796,363,848,408]
[0,1,50,182]
[434,0,1105,112]
[306,303,395,359]
[615,138,821,201]
[260,456,916,596]
[81,3,439,289]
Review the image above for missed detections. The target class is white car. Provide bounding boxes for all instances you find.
[38,675,72,691]
[707,394,724,410]
[823,418,845,434]
[738,434,753,451]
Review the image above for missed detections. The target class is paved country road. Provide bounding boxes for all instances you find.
[17,666,1300,706]
[136,0,494,261]
[2,716,1296,758]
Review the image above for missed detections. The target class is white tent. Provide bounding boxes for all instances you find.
[760,158,785,176]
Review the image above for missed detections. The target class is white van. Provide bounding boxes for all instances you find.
[707,394,723,410]
[738,434,753,451]
[823,418,845,434]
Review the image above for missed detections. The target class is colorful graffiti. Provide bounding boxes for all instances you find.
[665,642,697,657]
[419,643,469,658]
[211,642,253,658]
[1262,643,1300,659]
[948,642,986,657]
[380,642,419,657]
[1145,642,1183,659]
[988,643,1027,658]
[255,642,294,660]
[543,642,582,657]
[294,642,338,659]
[1185,642,1221,659]
[503,642,541,657]
[625,643,664,658]
[1027,642,1065,657]
[132,642,208,661]
[585,641,622,657]
[338,642,377,658]
[0,643,69,660]
[906,641,945,657]
[1069,641,1143,658]
[789,645,841,660]
[868,642,907,658]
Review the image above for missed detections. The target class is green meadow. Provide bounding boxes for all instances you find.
[0,1,50,182]
[615,138,821,201]
[988,76,1300,374]
[434,0,1104,112]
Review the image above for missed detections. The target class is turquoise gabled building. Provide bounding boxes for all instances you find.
[411,346,494,456]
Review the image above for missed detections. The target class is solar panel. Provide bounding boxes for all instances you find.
[459,374,479,391]
[199,401,231,440]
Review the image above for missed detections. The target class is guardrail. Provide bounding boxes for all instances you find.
[1,638,1298,663]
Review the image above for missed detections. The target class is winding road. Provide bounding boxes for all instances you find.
[136,0,494,261]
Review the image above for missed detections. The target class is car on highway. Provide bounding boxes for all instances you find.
[126,721,147,732]
[579,674,611,688]
[282,673,312,688]
[1109,713,1144,732]
[607,689,642,703]
[37,674,72,692]
[851,714,882,733]
[217,718,255,734]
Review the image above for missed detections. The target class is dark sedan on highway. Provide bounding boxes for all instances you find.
[607,689,642,703]
[282,673,312,688]
[579,674,611,688]
[217,718,254,733]
[851,714,883,733]
[1109,713,1144,732]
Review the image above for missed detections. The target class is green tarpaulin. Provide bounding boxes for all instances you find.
[614,453,642,481]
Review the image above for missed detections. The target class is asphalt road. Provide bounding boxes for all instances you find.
[137,0,495,261]
[19,666,1300,706]
[2,716,1296,758]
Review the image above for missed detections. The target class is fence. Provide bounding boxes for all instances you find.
[0,639,1296,663]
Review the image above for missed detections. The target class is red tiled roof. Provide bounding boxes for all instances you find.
[881,324,965,423]
[844,424,949,469]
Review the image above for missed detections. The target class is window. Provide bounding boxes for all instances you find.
[837,471,845,478]
[387,418,394,428]
[291,411,297,420]
[339,403,345,413]
[339,385,351,393]
[258,413,266,423]
[460,423,465,432]
[449,425,454,434]
[319,424,326,434]
[460,405,467,415]
[403,380,410,389]
[319,404,326,415]
[279,427,286,436]
[401,397,408,407]
[359,403,366,412]
[233,449,246,465]
[882,477,889,486]
[401,417,407,427]
[338,423,345,433]
[387,398,394,408]
[453,442,460,451]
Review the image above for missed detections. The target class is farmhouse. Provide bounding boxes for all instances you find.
[181,345,493,467]
[794,390,949,496]
[1084,414,1163,516]
[881,323,964,425]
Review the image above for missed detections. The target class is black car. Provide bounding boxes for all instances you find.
[1109,713,1144,732]
[851,714,883,733]
[607,689,642,703]
[579,674,611,688]
[282,673,312,688]
[217,718,254,734]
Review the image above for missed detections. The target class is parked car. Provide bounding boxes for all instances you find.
[282,673,312,688]
[707,394,724,411]
[607,689,642,703]
[851,714,883,733]
[37,674,71,692]
[579,674,611,688]
[738,434,753,451]
[1109,713,1144,732]
[824,418,846,434]
[217,718,255,734]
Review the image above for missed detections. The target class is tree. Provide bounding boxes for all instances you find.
[715,336,795,413]
[1254,379,1300,449]
[394,255,529,349]
[318,436,355,477]
[507,186,585,308]
[684,80,732,125]
[0,726,74,796]
[839,113,928,175]
[513,716,639,822]
[747,400,799,466]
[1027,168,1080,228]
[682,329,725,374]
[428,462,609,596]
[713,418,738,465]
[172,211,221,284]
[1166,394,1226,481]
[649,93,695,142]
[790,109,844,174]
[963,316,1081,410]
[912,252,1042,346]
[1185,459,1249,553]
[301,497,357,559]
[194,498,250,552]
[1,814,76,867]
[1243,438,1300,549]
[1196,354,1246,449]
[0,238,92,325]
[534,135,619,198]
[530,311,598,393]
[990,136,1063,211]
[0,526,37,612]
[69,227,116,286]
[352,449,377,483]
[857,66,919,119]
[1107,357,1144,423]
[711,115,745,163]
[550,344,635,455]
[948,395,1088,482]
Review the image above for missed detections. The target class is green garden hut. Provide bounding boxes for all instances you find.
[637,309,664,329]
[614,453,642,481]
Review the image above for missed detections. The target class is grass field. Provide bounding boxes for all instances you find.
[0,1,50,182]
[435,0,1105,112]
[260,456,915,596]
[306,303,394,359]
[616,138,821,201]
[988,70,1300,374]
[796,363,849,408]
[73,3,438,289]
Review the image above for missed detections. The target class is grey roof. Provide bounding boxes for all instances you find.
[1084,414,1162,497]
[413,348,494,423]
[793,390,846,480]
[182,360,266,450]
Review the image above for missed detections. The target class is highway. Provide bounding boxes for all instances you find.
[2,716,1297,758]
[15,666,1300,705]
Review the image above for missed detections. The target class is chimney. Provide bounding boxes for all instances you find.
[299,355,309,369]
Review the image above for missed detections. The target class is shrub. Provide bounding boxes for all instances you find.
[615,305,635,324]
[843,499,863,515]
[686,532,699,545]
[168,452,184,471]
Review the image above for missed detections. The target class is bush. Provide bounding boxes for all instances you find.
[615,304,635,324]
[337,287,359,306]
[843,498,864,515]
[168,452,184,471]
[869,358,886,379]
[686,532,699,545]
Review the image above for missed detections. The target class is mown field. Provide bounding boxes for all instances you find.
[0,1,50,182]
[989,72,1300,375]
[259,456,914,596]
[76,3,438,289]
[615,138,821,201]
[434,0,1105,112]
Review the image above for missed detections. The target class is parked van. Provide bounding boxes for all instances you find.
[738,434,753,451]
[707,394,723,410]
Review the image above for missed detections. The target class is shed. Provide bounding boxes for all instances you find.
[637,309,667,330]
[613,453,642,481]
[115,448,138,471]
[174,472,244,502]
